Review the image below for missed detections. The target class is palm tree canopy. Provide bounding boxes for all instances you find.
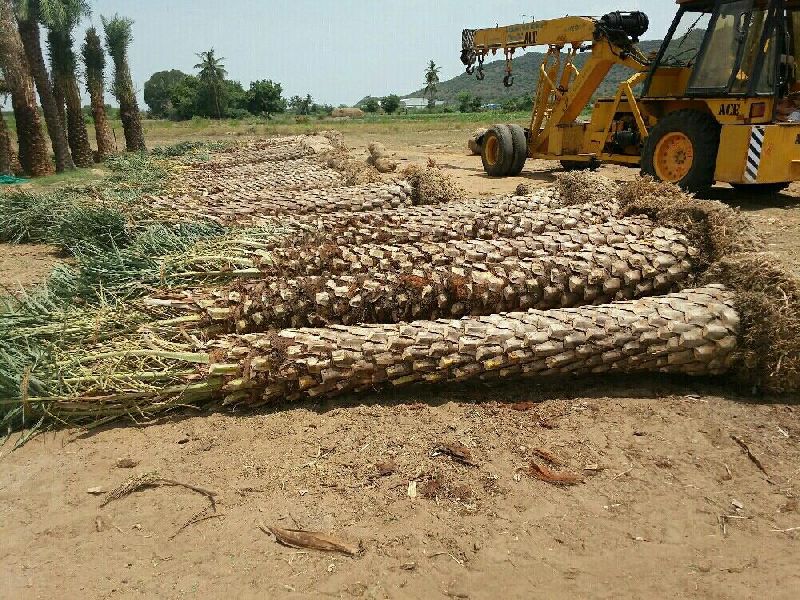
[194,49,227,83]
[81,26,105,77]
[102,13,134,60]
[17,0,90,29]
[425,60,441,84]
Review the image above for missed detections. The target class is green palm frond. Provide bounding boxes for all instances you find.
[194,49,227,83]
[102,13,134,60]
[81,26,105,83]
[46,27,76,76]
[27,0,91,29]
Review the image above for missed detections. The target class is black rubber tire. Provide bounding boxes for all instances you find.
[560,159,600,171]
[641,109,720,193]
[481,124,515,177]
[731,182,789,196]
[507,124,528,176]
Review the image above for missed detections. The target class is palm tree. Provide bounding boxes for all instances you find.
[194,49,226,119]
[0,82,12,175]
[103,14,145,151]
[14,0,73,172]
[0,0,52,176]
[46,0,93,167]
[424,60,440,107]
[82,26,114,159]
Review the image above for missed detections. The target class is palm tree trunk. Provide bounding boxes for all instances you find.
[0,1,52,177]
[209,286,740,406]
[112,58,145,151]
[0,108,11,175]
[62,73,93,167]
[184,228,695,332]
[87,81,114,159]
[17,18,74,172]
[52,70,66,129]
[47,28,93,168]
[254,216,656,278]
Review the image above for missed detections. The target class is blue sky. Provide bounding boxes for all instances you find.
[8,1,682,108]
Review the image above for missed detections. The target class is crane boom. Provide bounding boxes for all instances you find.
[467,16,597,52]
[460,11,651,166]
[461,11,650,72]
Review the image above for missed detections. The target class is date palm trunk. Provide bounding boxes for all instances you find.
[265,201,619,251]
[82,27,114,159]
[87,81,114,158]
[110,58,145,151]
[0,0,52,176]
[256,215,657,278]
[0,107,12,175]
[48,29,92,167]
[209,286,740,406]
[17,17,73,172]
[52,70,66,128]
[62,72,92,166]
[185,229,696,332]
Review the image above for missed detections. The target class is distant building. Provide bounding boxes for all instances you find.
[483,103,501,110]
[401,97,445,109]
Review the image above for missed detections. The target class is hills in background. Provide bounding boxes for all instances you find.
[360,31,705,107]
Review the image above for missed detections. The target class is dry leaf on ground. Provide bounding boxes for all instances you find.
[526,461,583,485]
[261,524,361,556]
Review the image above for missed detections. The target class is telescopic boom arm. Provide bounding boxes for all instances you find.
[460,11,651,156]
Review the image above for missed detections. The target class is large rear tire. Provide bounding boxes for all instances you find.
[641,109,720,193]
[507,124,528,176]
[481,125,514,177]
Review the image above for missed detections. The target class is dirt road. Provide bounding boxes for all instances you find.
[2,134,799,599]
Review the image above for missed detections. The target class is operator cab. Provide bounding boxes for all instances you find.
[645,0,800,120]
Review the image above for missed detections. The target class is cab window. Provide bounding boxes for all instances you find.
[733,7,776,93]
[689,0,755,91]
[789,10,800,91]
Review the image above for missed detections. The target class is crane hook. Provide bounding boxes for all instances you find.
[475,54,485,80]
[503,74,514,87]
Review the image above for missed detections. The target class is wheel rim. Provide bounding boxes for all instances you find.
[653,132,694,183]
[485,135,499,167]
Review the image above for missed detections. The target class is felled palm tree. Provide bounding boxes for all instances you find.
[0,0,52,176]
[45,0,93,167]
[103,14,145,151]
[424,60,440,106]
[14,0,74,172]
[194,49,226,119]
[81,26,114,159]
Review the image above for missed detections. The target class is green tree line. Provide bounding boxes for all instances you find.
[144,51,337,121]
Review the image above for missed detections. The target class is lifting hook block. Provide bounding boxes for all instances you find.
[476,67,485,81]
[503,74,514,88]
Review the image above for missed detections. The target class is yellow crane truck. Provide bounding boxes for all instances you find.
[461,0,800,192]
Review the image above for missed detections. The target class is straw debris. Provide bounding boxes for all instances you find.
[325,150,384,185]
[703,253,800,393]
[619,176,762,269]
[401,164,465,205]
[556,171,619,206]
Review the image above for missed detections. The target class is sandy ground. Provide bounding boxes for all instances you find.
[2,131,800,599]
[0,243,61,291]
